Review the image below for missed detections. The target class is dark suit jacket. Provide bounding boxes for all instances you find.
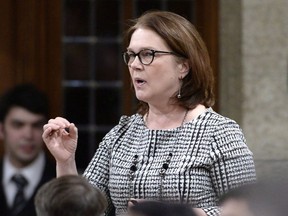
[0,155,56,216]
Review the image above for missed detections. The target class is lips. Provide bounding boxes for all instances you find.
[134,78,147,87]
[19,144,35,154]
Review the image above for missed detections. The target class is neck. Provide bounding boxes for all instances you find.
[145,104,207,130]
[145,105,188,130]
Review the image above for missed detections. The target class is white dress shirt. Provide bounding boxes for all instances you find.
[2,152,45,207]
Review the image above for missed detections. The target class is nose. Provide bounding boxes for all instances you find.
[129,56,143,70]
[22,126,34,140]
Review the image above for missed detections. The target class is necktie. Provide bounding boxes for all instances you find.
[11,174,28,215]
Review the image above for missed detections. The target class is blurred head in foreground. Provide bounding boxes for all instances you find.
[35,175,107,216]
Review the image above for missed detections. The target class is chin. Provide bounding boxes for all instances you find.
[135,94,148,102]
[18,151,38,162]
[135,90,153,100]
[19,156,37,166]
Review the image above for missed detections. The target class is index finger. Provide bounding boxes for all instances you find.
[54,117,71,125]
[47,117,71,128]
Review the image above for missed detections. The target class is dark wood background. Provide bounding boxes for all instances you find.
[0,0,219,156]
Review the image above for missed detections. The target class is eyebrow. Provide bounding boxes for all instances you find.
[10,118,46,125]
[126,47,155,52]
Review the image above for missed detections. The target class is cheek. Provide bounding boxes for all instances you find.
[33,129,44,140]
[158,72,178,87]
[4,129,21,141]
[0,130,4,140]
[128,67,133,76]
[150,65,176,80]
[3,131,21,150]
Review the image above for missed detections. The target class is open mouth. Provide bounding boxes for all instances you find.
[135,79,146,85]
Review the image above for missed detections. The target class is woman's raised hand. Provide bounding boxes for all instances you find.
[42,117,78,163]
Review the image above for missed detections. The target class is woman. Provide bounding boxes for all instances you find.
[43,11,256,216]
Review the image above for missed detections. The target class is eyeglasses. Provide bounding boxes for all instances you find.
[122,49,183,66]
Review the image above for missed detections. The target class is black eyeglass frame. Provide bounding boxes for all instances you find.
[122,49,185,66]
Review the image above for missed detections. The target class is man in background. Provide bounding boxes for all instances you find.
[0,83,56,216]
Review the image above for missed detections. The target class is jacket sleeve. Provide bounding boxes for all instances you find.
[83,128,115,216]
[82,115,134,216]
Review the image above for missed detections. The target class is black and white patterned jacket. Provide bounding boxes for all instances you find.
[84,108,256,216]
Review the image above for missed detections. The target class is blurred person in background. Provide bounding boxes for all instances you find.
[0,83,56,216]
[219,181,288,216]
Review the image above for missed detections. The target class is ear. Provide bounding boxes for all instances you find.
[177,59,190,78]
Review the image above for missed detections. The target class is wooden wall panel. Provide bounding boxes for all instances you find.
[195,0,219,111]
[0,0,62,118]
[0,1,16,92]
[121,0,134,115]
[0,0,62,155]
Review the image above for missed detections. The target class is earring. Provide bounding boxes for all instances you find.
[177,77,183,99]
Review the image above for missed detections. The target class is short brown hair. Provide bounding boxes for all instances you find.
[124,11,215,114]
[35,175,107,216]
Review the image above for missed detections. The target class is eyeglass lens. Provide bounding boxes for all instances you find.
[123,50,154,65]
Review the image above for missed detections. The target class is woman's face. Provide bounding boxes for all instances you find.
[127,28,188,105]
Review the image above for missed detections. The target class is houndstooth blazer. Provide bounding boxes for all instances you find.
[84,108,256,216]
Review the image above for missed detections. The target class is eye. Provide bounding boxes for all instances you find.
[141,50,153,57]
[11,121,24,129]
[127,52,136,58]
